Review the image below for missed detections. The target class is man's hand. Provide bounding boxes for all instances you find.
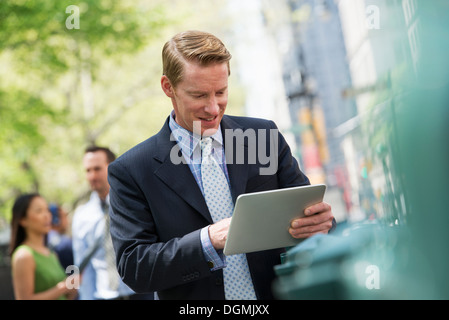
[289,201,334,239]
[208,201,334,249]
[208,217,231,250]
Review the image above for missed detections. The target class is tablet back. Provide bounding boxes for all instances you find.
[223,184,326,255]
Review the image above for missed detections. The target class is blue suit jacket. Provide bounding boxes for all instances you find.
[108,115,311,300]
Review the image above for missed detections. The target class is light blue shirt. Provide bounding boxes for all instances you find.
[168,112,228,271]
[72,192,135,300]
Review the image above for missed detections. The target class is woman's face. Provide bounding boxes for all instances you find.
[20,196,52,236]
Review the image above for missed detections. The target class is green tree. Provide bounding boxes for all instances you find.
[0,0,247,225]
[0,0,170,219]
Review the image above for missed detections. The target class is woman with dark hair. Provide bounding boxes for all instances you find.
[9,193,78,300]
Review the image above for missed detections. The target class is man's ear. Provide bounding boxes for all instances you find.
[161,75,175,98]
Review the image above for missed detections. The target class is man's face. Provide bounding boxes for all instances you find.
[161,61,229,136]
[83,151,110,197]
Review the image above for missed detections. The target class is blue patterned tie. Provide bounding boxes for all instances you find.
[200,137,257,300]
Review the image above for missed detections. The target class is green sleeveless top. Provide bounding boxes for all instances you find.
[13,244,67,300]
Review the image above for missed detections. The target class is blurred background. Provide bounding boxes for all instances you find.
[1,0,448,299]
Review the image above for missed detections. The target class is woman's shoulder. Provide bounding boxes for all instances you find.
[11,245,35,266]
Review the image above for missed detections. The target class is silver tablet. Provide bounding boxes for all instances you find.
[223,184,326,255]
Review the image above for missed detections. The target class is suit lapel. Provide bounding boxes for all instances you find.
[153,119,212,223]
[153,115,250,222]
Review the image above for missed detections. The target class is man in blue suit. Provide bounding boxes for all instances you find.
[107,30,335,300]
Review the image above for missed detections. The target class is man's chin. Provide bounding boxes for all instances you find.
[193,118,221,137]
[201,127,219,137]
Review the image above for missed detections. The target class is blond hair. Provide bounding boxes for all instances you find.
[162,30,232,87]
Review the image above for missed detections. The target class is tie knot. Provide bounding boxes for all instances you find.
[200,137,213,158]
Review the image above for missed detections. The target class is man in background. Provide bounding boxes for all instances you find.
[72,145,153,300]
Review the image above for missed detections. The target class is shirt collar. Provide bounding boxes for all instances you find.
[168,111,223,157]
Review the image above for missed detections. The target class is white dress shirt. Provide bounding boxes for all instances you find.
[72,192,135,300]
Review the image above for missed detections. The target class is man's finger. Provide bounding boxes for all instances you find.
[289,217,333,236]
[305,201,332,216]
[289,228,330,239]
[291,210,333,228]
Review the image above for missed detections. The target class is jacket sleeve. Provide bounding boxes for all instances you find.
[107,159,211,293]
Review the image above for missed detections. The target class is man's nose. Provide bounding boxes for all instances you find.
[204,96,220,115]
[86,171,96,181]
